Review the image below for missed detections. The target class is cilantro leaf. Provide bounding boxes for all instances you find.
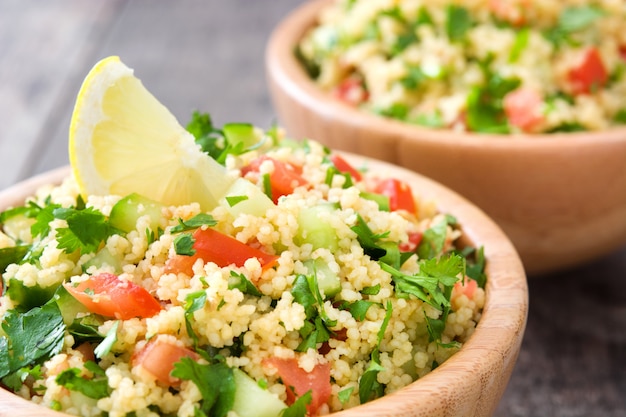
[172,358,235,417]
[30,201,61,239]
[0,302,65,378]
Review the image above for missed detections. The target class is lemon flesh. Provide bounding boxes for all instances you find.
[69,56,234,210]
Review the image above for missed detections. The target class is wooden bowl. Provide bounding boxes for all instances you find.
[0,158,527,417]
[265,0,626,276]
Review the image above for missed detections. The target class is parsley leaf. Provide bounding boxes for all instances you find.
[55,206,112,254]
[172,358,235,417]
[282,390,312,417]
[358,300,392,403]
[382,253,464,311]
[228,271,262,297]
[170,213,217,233]
[94,321,118,358]
[446,5,472,42]
[56,362,109,399]
[0,302,65,379]
[558,5,605,33]
[174,233,196,256]
[340,300,379,321]
[184,290,207,347]
[350,214,389,261]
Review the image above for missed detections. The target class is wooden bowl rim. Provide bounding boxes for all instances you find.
[0,160,528,416]
[266,0,626,151]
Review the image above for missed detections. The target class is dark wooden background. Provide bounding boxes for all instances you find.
[1,1,625,416]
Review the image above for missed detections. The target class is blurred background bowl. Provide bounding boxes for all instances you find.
[265,0,626,276]
[0,156,527,417]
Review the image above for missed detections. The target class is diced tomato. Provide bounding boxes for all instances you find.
[399,231,423,252]
[63,272,162,320]
[619,45,626,61]
[489,0,527,26]
[330,154,362,181]
[567,47,608,95]
[263,357,331,415]
[165,227,279,276]
[503,87,545,132]
[132,338,199,385]
[333,76,368,106]
[454,277,478,299]
[242,156,308,204]
[374,178,417,214]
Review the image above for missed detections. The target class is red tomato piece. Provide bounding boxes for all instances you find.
[165,227,279,277]
[399,231,423,253]
[132,339,199,385]
[63,272,162,320]
[503,87,545,132]
[263,357,331,415]
[242,156,308,204]
[330,154,362,181]
[489,0,527,26]
[374,178,417,214]
[567,47,608,95]
[454,277,478,299]
[333,76,368,106]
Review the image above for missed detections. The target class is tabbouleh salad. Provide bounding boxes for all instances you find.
[0,116,485,417]
[297,0,626,133]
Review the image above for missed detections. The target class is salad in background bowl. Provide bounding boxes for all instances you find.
[265,0,626,275]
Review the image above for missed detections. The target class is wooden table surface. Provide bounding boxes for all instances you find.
[1,1,625,416]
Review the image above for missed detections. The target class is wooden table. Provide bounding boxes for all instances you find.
[1,1,625,416]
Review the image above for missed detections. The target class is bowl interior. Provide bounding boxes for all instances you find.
[0,158,527,417]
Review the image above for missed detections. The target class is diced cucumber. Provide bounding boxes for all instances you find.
[6,278,59,310]
[0,244,30,274]
[219,178,275,217]
[360,191,390,211]
[53,284,90,326]
[82,247,122,274]
[109,193,164,233]
[223,123,262,150]
[296,204,340,251]
[304,258,341,298]
[231,368,287,417]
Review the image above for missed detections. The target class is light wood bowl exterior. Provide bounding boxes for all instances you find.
[0,160,528,417]
[265,0,626,276]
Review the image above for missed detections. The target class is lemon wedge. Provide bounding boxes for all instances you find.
[69,56,234,210]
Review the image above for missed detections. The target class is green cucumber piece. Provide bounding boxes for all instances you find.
[0,245,30,274]
[6,278,59,310]
[296,204,340,251]
[109,193,163,233]
[220,178,275,217]
[231,368,286,417]
[82,247,122,274]
[53,285,90,326]
[304,258,341,298]
[223,123,261,150]
[360,191,390,211]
